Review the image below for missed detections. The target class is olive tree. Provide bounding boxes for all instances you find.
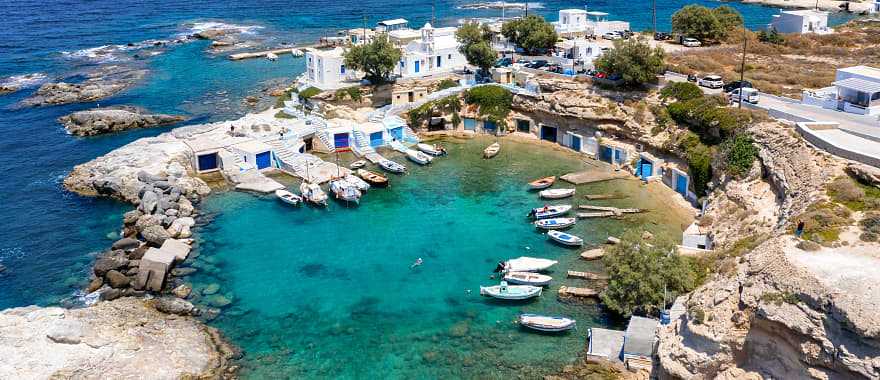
[594,37,665,87]
[343,35,402,83]
[501,15,557,55]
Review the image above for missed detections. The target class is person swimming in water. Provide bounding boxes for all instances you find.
[411,258,423,268]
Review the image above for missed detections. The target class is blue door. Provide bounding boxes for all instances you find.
[414,60,420,73]
[390,127,403,140]
[570,135,581,151]
[334,133,349,148]
[255,151,271,169]
[464,118,476,131]
[197,153,218,171]
[600,146,613,163]
[614,149,621,163]
[436,55,442,68]
[540,126,557,142]
[483,120,496,131]
[640,161,653,180]
[675,174,688,195]
[369,131,384,147]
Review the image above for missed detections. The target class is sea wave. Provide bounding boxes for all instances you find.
[0,72,47,89]
[60,37,181,64]
[182,21,264,36]
[458,2,543,10]
[0,246,25,262]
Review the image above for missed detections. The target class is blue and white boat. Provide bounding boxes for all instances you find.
[502,257,558,272]
[329,179,361,204]
[517,314,576,332]
[547,230,583,247]
[528,204,572,219]
[480,281,542,300]
[378,159,407,174]
[534,217,576,230]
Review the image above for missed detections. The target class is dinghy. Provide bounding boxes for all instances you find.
[518,314,576,332]
[417,143,446,156]
[547,230,584,247]
[343,174,370,192]
[528,204,572,219]
[266,52,278,61]
[480,281,542,300]
[357,169,389,187]
[299,182,328,206]
[274,189,302,206]
[501,257,558,272]
[483,142,500,158]
[405,149,433,165]
[350,160,367,169]
[539,188,575,199]
[378,159,406,174]
[528,176,556,190]
[330,179,361,204]
[503,271,552,286]
[534,217,576,230]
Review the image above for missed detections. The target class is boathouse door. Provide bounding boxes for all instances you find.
[389,127,404,141]
[675,173,688,195]
[463,118,476,131]
[540,125,557,142]
[640,161,653,180]
[334,133,350,149]
[483,120,496,132]
[570,135,582,152]
[197,153,218,172]
[255,151,272,170]
[369,131,383,147]
[599,146,613,163]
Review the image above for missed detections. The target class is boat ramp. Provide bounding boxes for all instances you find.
[559,170,629,185]
[557,285,599,298]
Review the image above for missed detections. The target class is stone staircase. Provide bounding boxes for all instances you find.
[315,130,335,153]
[267,140,299,173]
[350,130,374,157]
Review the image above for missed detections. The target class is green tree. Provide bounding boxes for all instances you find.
[343,35,402,83]
[672,5,724,42]
[455,22,497,72]
[712,5,744,31]
[757,29,784,44]
[601,230,701,318]
[465,41,497,73]
[594,37,665,87]
[501,15,558,55]
[660,82,703,102]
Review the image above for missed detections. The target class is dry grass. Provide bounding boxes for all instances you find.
[666,20,880,98]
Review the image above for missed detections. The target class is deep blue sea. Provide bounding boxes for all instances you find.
[0,0,852,377]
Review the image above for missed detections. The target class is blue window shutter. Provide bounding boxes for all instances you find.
[341,65,345,74]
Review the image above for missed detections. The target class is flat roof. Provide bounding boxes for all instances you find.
[379,18,408,26]
[389,29,422,39]
[782,9,829,16]
[560,9,588,14]
[588,328,625,361]
[623,316,659,357]
[834,78,880,94]
[839,65,880,80]
[234,139,273,154]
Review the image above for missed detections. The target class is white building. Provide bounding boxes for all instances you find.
[802,66,880,116]
[874,0,880,13]
[586,11,630,36]
[555,38,603,66]
[396,23,466,79]
[377,18,410,33]
[303,47,361,90]
[768,10,832,34]
[552,9,629,38]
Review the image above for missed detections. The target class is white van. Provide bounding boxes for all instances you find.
[728,87,759,104]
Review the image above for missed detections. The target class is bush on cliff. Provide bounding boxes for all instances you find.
[720,132,758,178]
[464,86,512,125]
[601,230,701,318]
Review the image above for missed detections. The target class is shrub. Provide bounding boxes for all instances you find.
[298,86,321,100]
[795,202,852,245]
[761,291,800,306]
[828,175,880,211]
[660,82,703,102]
[437,78,460,91]
[274,88,295,108]
[594,37,665,87]
[274,110,294,119]
[757,29,784,45]
[464,86,512,124]
[692,308,706,324]
[720,133,758,177]
[407,95,461,128]
[334,86,362,102]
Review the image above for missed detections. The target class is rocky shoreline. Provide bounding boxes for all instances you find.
[737,0,876,13]
[58,106,187,136]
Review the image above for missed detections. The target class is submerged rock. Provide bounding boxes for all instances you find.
[58,106,186,136]
[152,296,198,316]
[172,283,193,299]
[23,65,148,107]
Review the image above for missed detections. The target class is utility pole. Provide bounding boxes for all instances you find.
[738,24,747,109]
[652,0,657,35]
[525,2,528,17]
[432,0,436,26]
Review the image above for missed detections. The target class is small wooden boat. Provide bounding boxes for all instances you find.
[266,52,278,61]
[405,149,433,165]
[547,230,584,247]
[503,257,558,272]
[534,217,576,230]
[539,188,575,199]
[299,182,328,207]
[417,143,446,156]
[330,179,361,204]
[529,204,572,219]
[274,189,302,206]
[480,281,542,300]
[357,169,389,187]
[518,314,576,332]
[528,176,556,190]
[343,174,370,192]
[483,142,500,158]
[580,248,605,260]
[378,159,406,174]
[503,271,552,286]
[350,160,367,169]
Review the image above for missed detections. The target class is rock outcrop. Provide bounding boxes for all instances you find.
[58,106,186,136]
[0,297,235,379]
[23,65,147,106]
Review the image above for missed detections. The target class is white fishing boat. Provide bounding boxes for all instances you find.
[350,160,367,169]
[479,281,542,300]
[290,48,304,57]
[547,230,584,247]
[528,176,556,190]
[503,271,552,286]
[417,143,446,156]
[501,257,558,272]
[483,142,500,158]
[274,189,302,206]
[539,188,575,199]
[330,179,362,204]
[528,204,572,219]
[299,182,328,206]
[378,159,406,174]
[343,174,371,192]
[405,149,433,165]
[517,314,576,332]
[534,217,576,230]
[266,52,278,61]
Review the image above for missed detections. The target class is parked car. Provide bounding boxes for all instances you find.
[525,60,548,69]
[594,72,607,79]
[687,74,697,82]
[494,57,512,67]
[698,75,724,89]
[654,32,672,41]
[620,30,633,39]
[722,80,753,93]
[682,37,702,47]
[727,87,759,104]
[602,32,623,40]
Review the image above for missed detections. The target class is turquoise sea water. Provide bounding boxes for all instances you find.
[185,137,692,378]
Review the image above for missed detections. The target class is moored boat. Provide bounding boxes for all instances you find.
[266,52,278,61]
[357,169,389,187]
[499,257,558,272]
[539,188,575,199]
[479,281,542,300]
[417,143,446,156]
[528,204,572,219]
[528,176,556,190]
[547,230,583,247]
[483,142,500,158]
[405,149,432,165]
[290,48,304,57]
[343,174,370,192]
[350,160,367,169]
[533,217,576,230]
[299,182,328,206]
[329,179,362,204]
[517,314,576,332]
[274,189,302,206]
[503,271,552,286]
[378,159,406,174]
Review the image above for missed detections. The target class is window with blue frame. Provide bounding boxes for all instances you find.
[340,65,345,74]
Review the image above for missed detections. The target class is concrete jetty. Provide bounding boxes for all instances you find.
[560,170,629,185]
[578,205,644,214]
[567,271,609,280]
[228,47,308,61]
[558,286,599,298]
[577,211,616,218]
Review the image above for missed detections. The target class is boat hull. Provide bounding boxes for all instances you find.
[479,285,542,300]
[539,189,575,199]
[503,272,552,286]
[530,205,572,219]
[378,160,406,174]
[518,314,576,332]
[534,218,576,230]
[547,231,583,246]
[504,257,558,272]
[528,176,556,190]
[417,143,444,156]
